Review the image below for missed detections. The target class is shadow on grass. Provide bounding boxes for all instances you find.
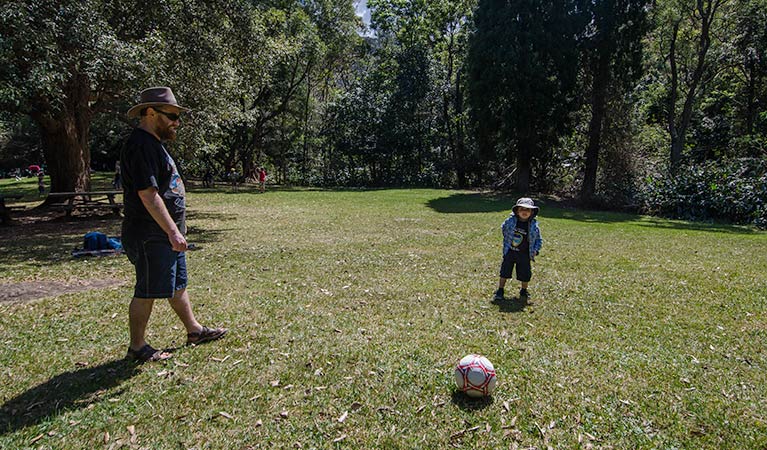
[429,192,762,234]
[491,296,528,313]
[185,211,236,246]
[634,218,760,235]
[450,391,494,411]
[426,193,513,214]
[0,359,139,435]
[0,210,229,268]
[0,216,123,266]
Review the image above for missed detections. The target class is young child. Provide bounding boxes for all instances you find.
[494,197,543,301]
[37,171,45,196]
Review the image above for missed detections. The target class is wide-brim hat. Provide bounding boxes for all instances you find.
[512,197,539,217]
[127,86,190,118]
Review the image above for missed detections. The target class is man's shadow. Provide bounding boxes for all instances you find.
[491,295,529,313]
[0,359,139,435]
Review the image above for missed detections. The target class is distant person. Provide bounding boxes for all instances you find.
[258,167,267,193]
[493,198,543,301]
[122,86,227,363]
[113,160,122,189]
[203,169,214,188]
[229,167,239,191]
[37,171,45,196]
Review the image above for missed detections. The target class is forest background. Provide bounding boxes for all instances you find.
[1,0,765,227]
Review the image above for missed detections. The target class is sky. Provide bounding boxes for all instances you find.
[353,0,372,28]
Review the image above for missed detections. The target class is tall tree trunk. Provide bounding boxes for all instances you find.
[668,0,722,169]
[516,130,532,193]
[745,57,756,136]
[32,73,92,201]
[302,76,312,180]
[454,70,467,188]
[581,54,610,203]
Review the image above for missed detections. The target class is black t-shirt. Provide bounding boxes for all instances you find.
[509,219,530,254]
[121,128,186,238]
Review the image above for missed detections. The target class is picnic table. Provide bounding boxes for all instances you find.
[0,193,24,225]
[48,190,123,217]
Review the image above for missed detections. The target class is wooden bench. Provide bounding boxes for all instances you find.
[48,191,123,217]
[0,194,24,225]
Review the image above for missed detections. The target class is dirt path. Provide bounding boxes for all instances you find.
[0,278,127,303]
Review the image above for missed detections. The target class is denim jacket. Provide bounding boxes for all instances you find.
[501,214,543,260]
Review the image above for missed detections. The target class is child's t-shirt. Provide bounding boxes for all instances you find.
[509,220,530,254]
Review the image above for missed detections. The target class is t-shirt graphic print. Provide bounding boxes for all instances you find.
[510,221,529,253]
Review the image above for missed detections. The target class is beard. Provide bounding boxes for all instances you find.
[157,122,177,141]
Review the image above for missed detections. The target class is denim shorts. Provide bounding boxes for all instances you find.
[124,236,187,298]
[500,250,532,282]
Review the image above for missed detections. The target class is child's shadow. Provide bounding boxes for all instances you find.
[491,295,529,313]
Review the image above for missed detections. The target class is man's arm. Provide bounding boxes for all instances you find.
[138,187,187,251]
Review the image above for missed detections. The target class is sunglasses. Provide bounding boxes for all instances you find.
[154,109,181,121]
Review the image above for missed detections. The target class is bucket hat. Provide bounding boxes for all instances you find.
[512,197,539,217]
[127,87,190,118]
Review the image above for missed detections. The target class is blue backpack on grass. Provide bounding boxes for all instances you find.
[83,232,122,251]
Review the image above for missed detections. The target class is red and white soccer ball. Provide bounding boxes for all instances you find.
[454,354,497,398]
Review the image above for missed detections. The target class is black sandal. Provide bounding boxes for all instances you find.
[186,326,228,346]
[126,344,172,363]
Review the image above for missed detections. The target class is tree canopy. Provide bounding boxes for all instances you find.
[1,0,765,225]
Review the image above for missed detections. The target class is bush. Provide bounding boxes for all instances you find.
[637,158,767,229]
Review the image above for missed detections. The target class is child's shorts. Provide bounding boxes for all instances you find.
[499,250,531,282]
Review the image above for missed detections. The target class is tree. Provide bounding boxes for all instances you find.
[732,0,767,139]
[467,0,583,192]
[652,0,731,168]
[579,0,649,202]
[0,0,167,195]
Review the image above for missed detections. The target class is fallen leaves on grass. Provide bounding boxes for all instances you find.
[450,425,480,440]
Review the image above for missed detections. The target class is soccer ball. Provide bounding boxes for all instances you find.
[454,354,497,398]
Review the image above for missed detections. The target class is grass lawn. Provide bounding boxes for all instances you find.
[1,177,766,448]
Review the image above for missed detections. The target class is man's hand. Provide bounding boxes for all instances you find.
[169,230,188,252]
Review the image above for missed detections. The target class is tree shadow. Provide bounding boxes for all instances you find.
[0,210,232,268]
[0,359,140,435]
[491,296,529,313]
[185,211,236,246]
[450,390,494,411]
[0,215,122,266]
[634,218,760,235]
[426,193,514,214]
[427,193,762,234]
[543,207,641,223]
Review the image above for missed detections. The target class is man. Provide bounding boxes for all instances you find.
[122,87,227,362]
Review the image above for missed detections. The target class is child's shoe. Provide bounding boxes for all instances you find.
[519,288,529,299]
[493,288,504,301]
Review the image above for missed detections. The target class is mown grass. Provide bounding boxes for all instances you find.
[1,178,766,449]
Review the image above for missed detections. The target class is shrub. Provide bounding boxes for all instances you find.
[637,158,767,228]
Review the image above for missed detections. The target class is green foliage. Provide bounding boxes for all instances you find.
[0,0,766,227]
[467,0,583,191]
[638,158,767,228]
